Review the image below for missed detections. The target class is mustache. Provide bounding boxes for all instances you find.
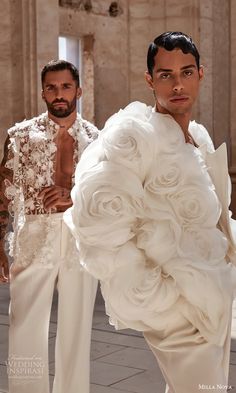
[52,99,68,104]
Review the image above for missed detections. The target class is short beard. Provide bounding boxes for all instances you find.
[46,96,77,118]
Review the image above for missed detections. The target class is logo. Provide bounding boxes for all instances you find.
[6,354,45,380]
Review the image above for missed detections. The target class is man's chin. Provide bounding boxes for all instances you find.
[167,105,192,116]
[49,109,72,118]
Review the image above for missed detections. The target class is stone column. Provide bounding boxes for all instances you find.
[21,0,38,119]
[212,0,230,149]
[59,0,129,128]
[81,35,95,124]
[230,0,236,215]
[199,0,213,135]
[0,0,22,158]
[35,0,59,114]
[0,0,59,159]
[22,0,59,118]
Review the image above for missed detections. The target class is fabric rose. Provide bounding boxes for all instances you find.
[104,101,153,129]
[77,239,146,281]
[100,246,179,330]
[144,155,184,197]
[101,118,155,181]
[167,186,221,227]
[178,227,228,264]
[69,161,144,249]
[137,219,179,265]
[163,256,233,345]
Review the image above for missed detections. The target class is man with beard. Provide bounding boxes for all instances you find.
[0,60,98,393]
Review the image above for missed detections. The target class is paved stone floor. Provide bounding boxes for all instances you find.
[0,283,236,393]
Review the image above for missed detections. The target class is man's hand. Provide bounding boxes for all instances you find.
[38,186,72,211]
[0,247,9,283]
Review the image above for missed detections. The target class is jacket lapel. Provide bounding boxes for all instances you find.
[199,143,236,264]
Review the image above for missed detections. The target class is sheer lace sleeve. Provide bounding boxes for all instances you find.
[0,136,13,267]
[0,137,13,239]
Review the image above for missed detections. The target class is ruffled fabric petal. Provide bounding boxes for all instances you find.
[64,101,236,347]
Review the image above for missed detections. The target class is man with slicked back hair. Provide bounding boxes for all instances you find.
[65,33,236,392]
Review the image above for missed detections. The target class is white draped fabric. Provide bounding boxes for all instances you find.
[64,101,236,391]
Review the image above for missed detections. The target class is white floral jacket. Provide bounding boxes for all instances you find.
[2,112,98,260]
[5,112,98,215]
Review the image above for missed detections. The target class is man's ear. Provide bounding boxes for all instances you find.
[199,65,204,81]
[77,87,82,99]
[145,71,154,89]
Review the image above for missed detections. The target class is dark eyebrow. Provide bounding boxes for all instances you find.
[44,82,73,88]
[156,68,172,73]
[156,64,197,73]
[181,64,197,70]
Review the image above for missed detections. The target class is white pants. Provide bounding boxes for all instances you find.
[8,213,98,393]
[144,309,232,393]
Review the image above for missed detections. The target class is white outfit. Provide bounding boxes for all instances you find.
[4,113,98,393]
[8,214,97,393]
[64,102,236,393]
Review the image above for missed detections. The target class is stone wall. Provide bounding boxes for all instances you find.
[0,0,59,159]
[128,0,201,117]
[0,0,235,213]
[230,0,236,214]
[59,0,209,127]
[59,0,236,214]
[59,0,129,129]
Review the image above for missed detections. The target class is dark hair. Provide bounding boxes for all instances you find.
[41,59,80,87]
[147,32,200,76]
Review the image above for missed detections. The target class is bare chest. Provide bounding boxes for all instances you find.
[54,133,75,189]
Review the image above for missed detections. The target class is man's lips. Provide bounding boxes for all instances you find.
[169,96,189,103]
[53,102,68,106]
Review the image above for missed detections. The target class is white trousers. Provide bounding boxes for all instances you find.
[144,309,232,393]
[8,213,98,393]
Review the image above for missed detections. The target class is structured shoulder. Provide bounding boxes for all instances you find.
[189,121,215,152]
[104,101,153,130]
[96,102,155,181]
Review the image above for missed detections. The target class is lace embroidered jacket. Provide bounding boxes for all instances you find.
[0,112,98,259]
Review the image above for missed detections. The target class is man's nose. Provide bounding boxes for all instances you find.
[173,77,184,93]
[54,87,64,98]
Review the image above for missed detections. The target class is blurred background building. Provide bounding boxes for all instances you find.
[0,0,235,213]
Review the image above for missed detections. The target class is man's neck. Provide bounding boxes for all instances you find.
[48,111,77,131]
[171,113,191,136]
[155,104,191,136]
